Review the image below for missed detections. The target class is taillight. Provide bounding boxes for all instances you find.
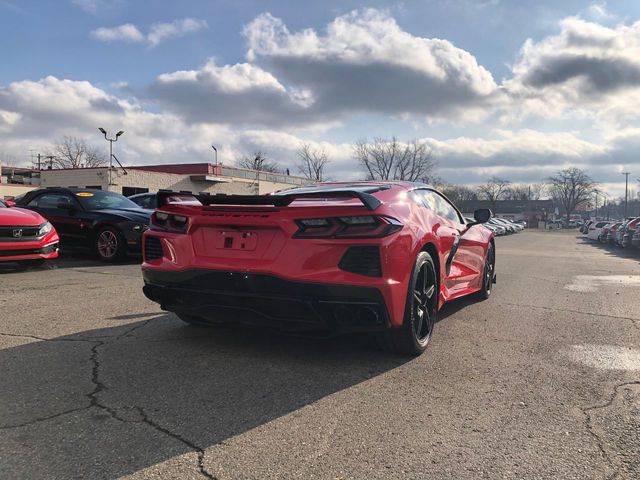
[294,216,403,239]
[151,211,189,233]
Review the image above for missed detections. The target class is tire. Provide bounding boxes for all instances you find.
[95,226,125,262]
[476,243,495,300]
[18,259,45,267]
[378,251,438,356]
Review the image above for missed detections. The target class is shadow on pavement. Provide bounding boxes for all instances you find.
[0,251,141,275]
[0,315,409,478]
[578,236,640,262]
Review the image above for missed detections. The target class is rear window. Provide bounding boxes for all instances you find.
[595,222,607,228]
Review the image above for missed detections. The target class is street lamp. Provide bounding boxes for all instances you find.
[211,145,218,165]
[99,128,124,186]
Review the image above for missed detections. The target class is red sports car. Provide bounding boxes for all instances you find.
[0,199,59,266]
[141,182,495,356]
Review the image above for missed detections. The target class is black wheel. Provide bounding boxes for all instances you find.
[18,259,45,267]
[95,226,124,262]
[379,251,438,356]
[477,243,495,300]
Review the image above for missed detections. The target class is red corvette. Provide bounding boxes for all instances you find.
[141,182,495,355]
[0,199,59,266]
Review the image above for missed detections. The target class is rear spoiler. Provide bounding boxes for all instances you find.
[157,189,382,211]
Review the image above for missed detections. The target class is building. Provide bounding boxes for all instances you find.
[0,165,40,200]
[37,163,307,197]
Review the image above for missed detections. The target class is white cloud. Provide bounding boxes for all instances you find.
[243,9,498,120]
[148,18,208,47]
[91,18,207,47]
[150,60,315,126]
[504,16,640,125]
[71,0,123,15]
[91,24,144,43]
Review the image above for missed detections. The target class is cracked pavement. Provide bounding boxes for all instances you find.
[0,231,638,479]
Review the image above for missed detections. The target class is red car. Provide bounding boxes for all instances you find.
[0,199,59,266]
[141,183,495,356]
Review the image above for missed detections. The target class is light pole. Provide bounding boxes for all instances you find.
[211,145,217,165]
[99,128,124,186]
[622,171,631,219]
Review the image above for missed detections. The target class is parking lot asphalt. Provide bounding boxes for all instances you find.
[1,231,639,480]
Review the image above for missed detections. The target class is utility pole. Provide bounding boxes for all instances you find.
[37,153,41,171]
[622,172,631,219]
[594,191,598,219]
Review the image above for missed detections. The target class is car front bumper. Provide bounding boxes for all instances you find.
[142,269,391,333]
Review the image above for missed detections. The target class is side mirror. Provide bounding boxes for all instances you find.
[473,208,492,224]
[5,200,16,207]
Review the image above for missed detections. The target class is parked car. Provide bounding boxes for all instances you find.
[0,199,59,266]
[632,226,640,248]
[597,222,615,243]
[17,188,151,262]
[469,218,505,236]
[142,182,496,356]
[620,217,640,248]
[606,222,623,244]
[129,192,195,209]
[489,218,516,233]
[587,221,610,241]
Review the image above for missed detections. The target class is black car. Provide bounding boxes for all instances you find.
[17,188,151,262]
[128,192,156,209]
[128,192,194,209]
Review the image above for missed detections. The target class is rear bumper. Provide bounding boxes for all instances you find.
[142,269,391,333]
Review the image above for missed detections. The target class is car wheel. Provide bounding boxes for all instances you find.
[379,251,438,356]
[95,226,124,262]
[476,243,495,300]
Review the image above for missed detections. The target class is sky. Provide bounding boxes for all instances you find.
[1,0,640,197]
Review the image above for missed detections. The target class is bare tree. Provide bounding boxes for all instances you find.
[478,176,511,212]
[505,183,548,201]
[441,184,479,204]
[548,167,596,223]
[354,137,437,182]
[47,136,106,169]
[296,143,330,181]
[236,151,280,173]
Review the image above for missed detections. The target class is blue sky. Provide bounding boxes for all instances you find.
[2,0,640,196]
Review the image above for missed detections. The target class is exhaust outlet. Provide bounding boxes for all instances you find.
[357,306,379,326]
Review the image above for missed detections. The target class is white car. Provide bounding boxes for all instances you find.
[587,221,610,241]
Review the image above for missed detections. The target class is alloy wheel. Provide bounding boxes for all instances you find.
[97,230,119,259]
[412,261,437,343]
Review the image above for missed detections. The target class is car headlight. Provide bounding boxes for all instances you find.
[38,222,52,236]
[132,223,148,232]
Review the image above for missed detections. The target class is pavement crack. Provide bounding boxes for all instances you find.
[580,381,640,479]
[84,335,215,479]
[497,302,640,330]
[133,406,217,480]
[0,406,90,430]
[115,319,154,340]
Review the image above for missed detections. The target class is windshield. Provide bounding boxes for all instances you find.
[73,190,142,211]
[0,200,6,208]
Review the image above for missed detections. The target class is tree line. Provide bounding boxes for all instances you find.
[31,135,627,222]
